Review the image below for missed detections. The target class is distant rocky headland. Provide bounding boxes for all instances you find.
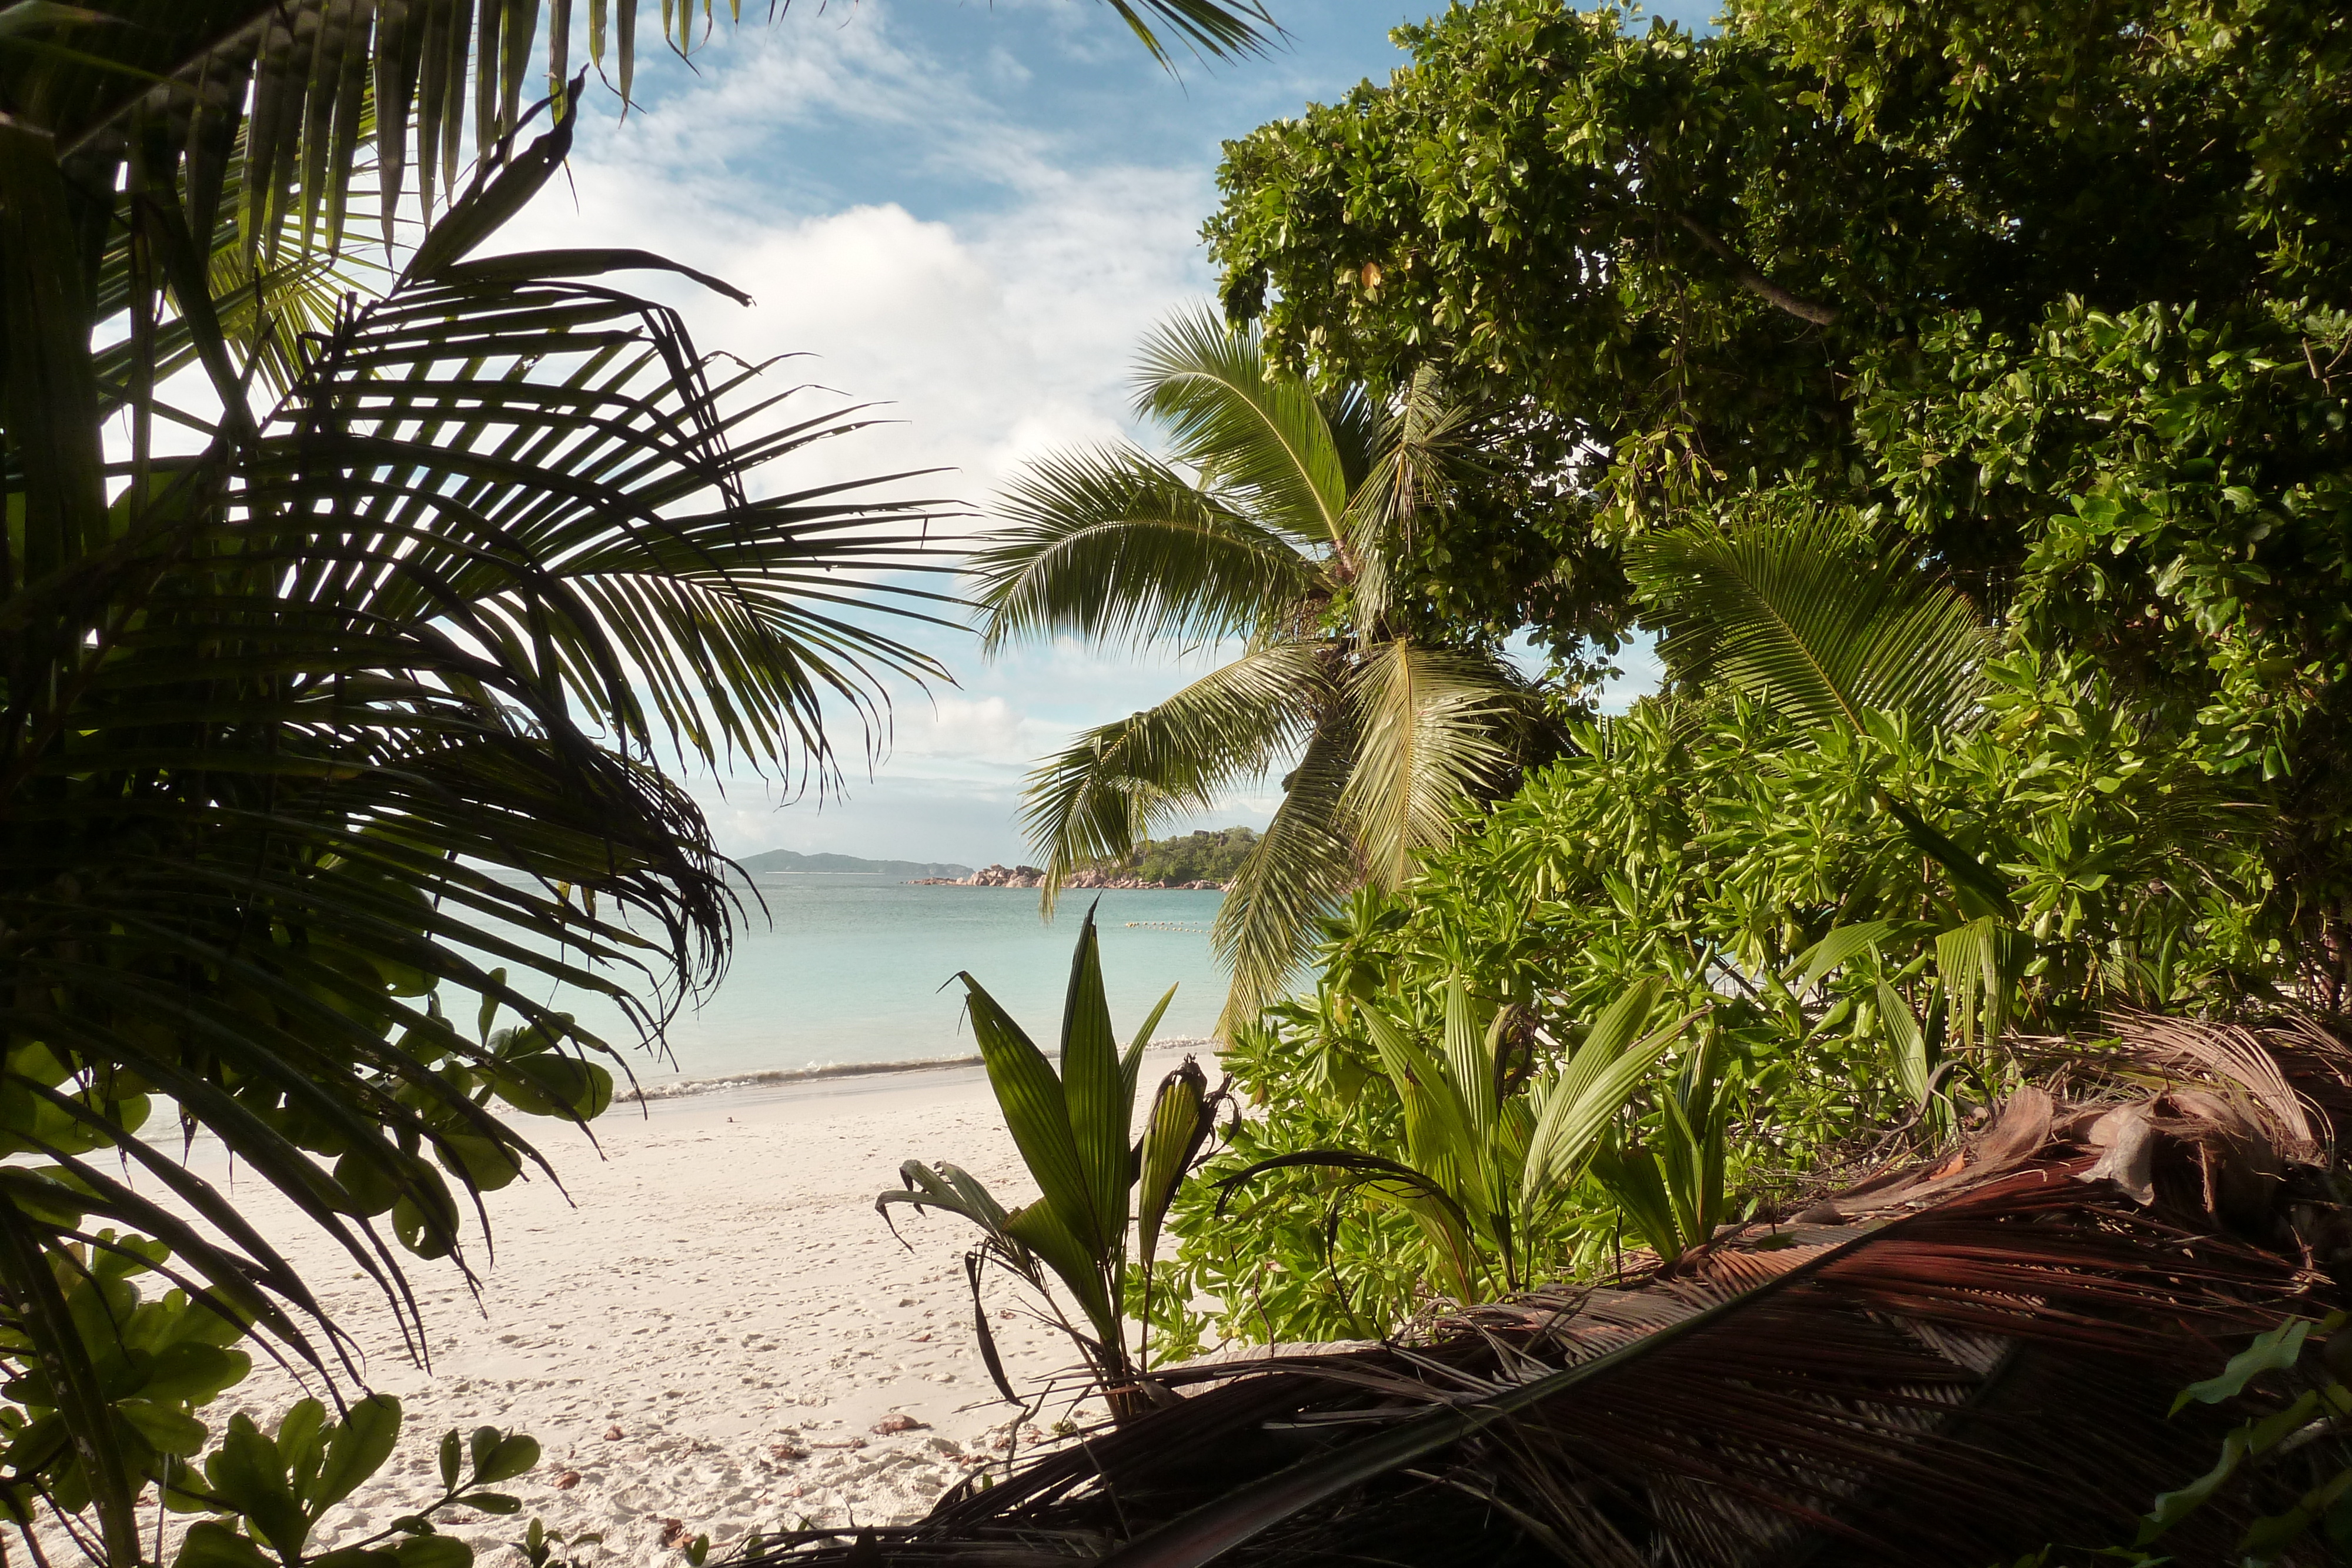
[736,848,972,878]
[906,864,1228,891]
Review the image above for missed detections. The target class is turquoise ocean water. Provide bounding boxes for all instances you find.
[522,874,1229,1090]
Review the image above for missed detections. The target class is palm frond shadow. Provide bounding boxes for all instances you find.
[759,1016,2352,1568]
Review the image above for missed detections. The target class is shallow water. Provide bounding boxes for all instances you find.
[512,873,1228,1086]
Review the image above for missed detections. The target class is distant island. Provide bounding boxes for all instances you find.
[906,827,1255,890]
[736,848,973,878]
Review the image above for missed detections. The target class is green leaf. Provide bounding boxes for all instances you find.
[1057,907,1132,1255]
[437,1430,461,1490]
[957,975,1095,1253]
[2174,1319,2312,1414]
[1137,1059,1214,1266]
[395,1534,474,1568]
[116,1399,209,1458]
[1520,987,1695,1208]
[1003,1198,1118,1347]
[175,1520,276,1568]
[1874,982,1937,1108]
[1790,921,1896,993]
[473,1433,540,1485]
[207,1413,308,1559]
[310,1395,401,1515]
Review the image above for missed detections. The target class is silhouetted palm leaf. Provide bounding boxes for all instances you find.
[0,76,949,1554]
[4,1,1278,260]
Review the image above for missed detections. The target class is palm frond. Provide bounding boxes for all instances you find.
[1626,506,1995,735]
[1020,643,1329,911]
[764,1029,2352,1568]
[975,446,1316,654]
[9,1,1279,265]
[1212,719,1364,1034]
[1339,365,1475,634]
[1132,307,1352,552]
[1101,0,1278,67]
[1339,638,1521,890]
[0,88,953,1539]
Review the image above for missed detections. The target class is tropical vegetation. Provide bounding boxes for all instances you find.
[1080,827,1261,887]
[977,310,1555,1029]
[1100,0,2352,1346]
[0,1,1272,1563]
[879,910,1219,1411]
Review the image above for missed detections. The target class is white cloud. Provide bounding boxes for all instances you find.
[466,11,1276,864]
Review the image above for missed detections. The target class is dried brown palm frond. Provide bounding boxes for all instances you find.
[754,1017,2352,1568]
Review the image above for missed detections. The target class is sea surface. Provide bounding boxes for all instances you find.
[510,874,1230,1092]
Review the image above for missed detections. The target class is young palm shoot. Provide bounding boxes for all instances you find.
[878,908,1220,1413]
[1218,978,1700,1304]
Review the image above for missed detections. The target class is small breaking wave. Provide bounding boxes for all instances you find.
[623,1036,1221,1104]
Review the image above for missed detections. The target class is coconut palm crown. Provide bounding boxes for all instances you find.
[973,310,1544,1029]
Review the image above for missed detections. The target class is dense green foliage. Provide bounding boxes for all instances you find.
[1085,827,1262,884]
[1118,0,2352,1350]
[1157,638,2280,1340]
[1207,0,2352,962]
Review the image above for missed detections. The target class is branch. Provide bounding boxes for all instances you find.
[1669,211,1841,327]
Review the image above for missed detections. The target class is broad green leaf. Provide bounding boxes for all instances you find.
[1003,1198,1118,1348]
[310,1395,401,1515]
[207,1413,308,1559]
[1137,1061,1213,1265]
[1058,908,1131,1255]
[1875,982,1937,1108]
[175,1521,275,1568]
[115,1399,209,1457]
[473,1432,540,1485]
[1790,921,1896,994]
[1519,984,1691,1208]
[1361,1004,1490,1219]
[959,974,1097,1257]
[2174,1318,2313,1414]
[395,1533,474,1568]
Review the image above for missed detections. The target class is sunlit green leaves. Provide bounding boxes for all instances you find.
[983,312,1548,1022]
[882,910,1218,1397]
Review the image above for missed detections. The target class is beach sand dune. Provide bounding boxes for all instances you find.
[106,1054,1204,1568]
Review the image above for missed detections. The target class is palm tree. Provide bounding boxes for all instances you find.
[974,310,1548,1031]
[0,2,1274,1559]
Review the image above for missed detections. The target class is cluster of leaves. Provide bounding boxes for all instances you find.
[168,1400,539,1568]
[1156,638,2280,1340]
[2013,1314,2352,1565]
[1855,299,2352,957]
[1082,828,1262,885]
[880,910,1221,1407]
[1202,0,2352,947]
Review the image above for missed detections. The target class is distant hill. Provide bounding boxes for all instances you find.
[736,849,972,878]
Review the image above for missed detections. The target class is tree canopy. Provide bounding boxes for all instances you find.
[1207,0,2352,945]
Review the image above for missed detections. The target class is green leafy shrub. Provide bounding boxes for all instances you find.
[1158,653,2280,1343]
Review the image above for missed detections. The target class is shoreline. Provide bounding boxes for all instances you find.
[132,1039,1210,1564]
[620,1035,1220,1105]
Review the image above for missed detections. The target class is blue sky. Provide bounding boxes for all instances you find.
[500,0,1690,867]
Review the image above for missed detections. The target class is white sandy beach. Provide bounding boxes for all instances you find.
[119,1047,1218,1568]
